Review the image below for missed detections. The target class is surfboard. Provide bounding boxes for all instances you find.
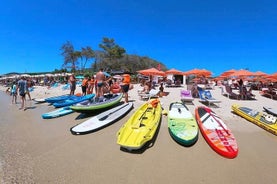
[70,102,133,134]
[168,102,198,146]
[195,106,238,159]
[42,106,74,119]
[263,107,277,117]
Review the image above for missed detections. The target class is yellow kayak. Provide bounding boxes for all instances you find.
[232,104,277,136]
[117,99,162,150]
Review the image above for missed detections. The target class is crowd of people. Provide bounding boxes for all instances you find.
[6,76,33,110]
[69,69,132,103]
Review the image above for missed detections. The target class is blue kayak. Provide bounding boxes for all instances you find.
[53,94,95,108]
[42,106,74,119]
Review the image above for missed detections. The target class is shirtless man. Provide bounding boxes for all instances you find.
[96,68,106,98]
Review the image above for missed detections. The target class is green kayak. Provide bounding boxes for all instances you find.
[70,93,123,112]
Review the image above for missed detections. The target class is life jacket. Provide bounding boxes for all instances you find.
[82,79,88,87]
[122,74,130,85]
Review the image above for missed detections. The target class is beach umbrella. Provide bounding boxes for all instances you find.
[183,68,212,77]
[165,68,183,75]
[253,71,268,77]
[220,69,237,77]
[230,69,254,77]
[137,68,165,76]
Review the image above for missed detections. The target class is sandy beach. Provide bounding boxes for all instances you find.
[0,83,277,184]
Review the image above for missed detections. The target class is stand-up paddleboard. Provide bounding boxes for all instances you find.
[70,102,133,134]
[33,98,46,103]
[263,107,277,117]
[168,102,198,146]
[232,104,277,136]
[45,94,71,103]
[195,106,238,159]
[42,106,74,119]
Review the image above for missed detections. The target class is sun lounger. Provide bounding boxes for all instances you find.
[260,88,277,100]
[198,90,221,106]
[225,85,240,100]
[140,89,160,100]
[180,90,194,103]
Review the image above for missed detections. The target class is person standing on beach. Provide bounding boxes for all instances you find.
[69,74,76,95]
[87,75,95,94]
[95,68,105,98]
[25,78,32,100]
[11,81,17,104]
[17,76,27,110]
[81,75,89,96]
[121,72,131,103]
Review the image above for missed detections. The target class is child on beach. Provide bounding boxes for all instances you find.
[11,81,17,104]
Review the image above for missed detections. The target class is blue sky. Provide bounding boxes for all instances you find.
[0,0,276,76]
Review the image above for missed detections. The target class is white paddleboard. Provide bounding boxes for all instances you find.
[263,107,277,117]
[33,98,46,103]
[70,102,133,134]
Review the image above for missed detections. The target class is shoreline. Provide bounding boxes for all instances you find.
[0,84,277,183]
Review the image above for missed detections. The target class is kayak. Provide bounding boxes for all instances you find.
[168,102,198,146]
[117,99,162,151]
[52,94,95,108]
[70,93,123,112]
[195,106,238,159]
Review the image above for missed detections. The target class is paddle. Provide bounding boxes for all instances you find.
[98,103,130,121]
[132,101,157,129]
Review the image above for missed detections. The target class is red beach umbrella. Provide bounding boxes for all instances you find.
[137,68,165,76]
[230,69,254,77]
[183,68,212,77]
[165,68,183,75]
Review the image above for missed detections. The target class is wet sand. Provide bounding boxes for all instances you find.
[0,85,277,184]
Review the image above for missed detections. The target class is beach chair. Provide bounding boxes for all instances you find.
[225,85,240,100]
[198,90,221,106]
[220,85,229,98]
[140,89,160,101]
[180,90,194,103]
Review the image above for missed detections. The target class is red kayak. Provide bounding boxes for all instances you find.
[195,106,238,159]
